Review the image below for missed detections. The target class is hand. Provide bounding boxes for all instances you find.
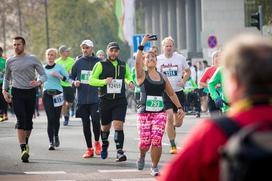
[141,34,151,46]
[177,80,185,87]
[105,77,113,85]
[73,80,80,87]
[51,71,61,79]
[177,108,186,120]
[128,82,135,90]
[2,91,12,103]
[215,97,224,108]
[30,80,42,87]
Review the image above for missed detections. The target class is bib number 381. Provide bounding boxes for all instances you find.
[146,96,164,112]
[107,79,122,94]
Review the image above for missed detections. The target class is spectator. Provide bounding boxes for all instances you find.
[158,33,272,181]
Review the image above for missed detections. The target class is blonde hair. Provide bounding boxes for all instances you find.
[46,48,58,57]
[162,36,175,47]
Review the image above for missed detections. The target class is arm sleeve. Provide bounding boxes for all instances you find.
[60,66,69,82]
[199,68,210,83]
[69,62,77,81]
[35,58,47,83]
[208,68,222,101]
[125,63,132,84]
[89,62,107,87]
[2,60,11,90]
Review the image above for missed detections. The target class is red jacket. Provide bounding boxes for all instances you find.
[158,103,272,181]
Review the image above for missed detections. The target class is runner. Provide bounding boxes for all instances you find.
[89,42,134,162]
[156,36,191,154]
[2,36,47,162]
[96,49,105,59]
[199,50,222,116]
[43,48,68,150]
[70,40,101,158]
[135,35,185,176]
[56,45,75,126]
[0,47,7,122]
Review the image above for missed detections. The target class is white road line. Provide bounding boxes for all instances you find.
[112,178,155,181]
[24,171,66,175]
[98,169,140,173]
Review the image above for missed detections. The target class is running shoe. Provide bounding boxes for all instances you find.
[136,157,145,170]
[170,146,177,154]
[48,143,55,150]
[150,166,160,177]
[94,141,101,155]
[101,142,109,159]
[63,116,69,126]
[116,150,127,162]
[82,148,94,158]
[21,149,29,163]
[54,136,60,147]
[0,115,4,122]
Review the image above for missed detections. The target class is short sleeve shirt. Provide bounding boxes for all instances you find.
[156,52,189,92]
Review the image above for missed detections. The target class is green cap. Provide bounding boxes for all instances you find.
[96,50,105,56]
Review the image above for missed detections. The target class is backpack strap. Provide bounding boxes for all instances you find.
[212,117,241,138]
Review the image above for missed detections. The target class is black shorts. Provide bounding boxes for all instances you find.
[198,88,208,97]
[62,86,75,103]
[99,98,127,125]
[163,90,186,113]
[76,103,99,120]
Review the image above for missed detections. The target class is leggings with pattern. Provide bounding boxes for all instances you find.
[137,112,167,149]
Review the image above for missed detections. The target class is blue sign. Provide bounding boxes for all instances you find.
[133,34,151,53]
[208,35,218,48]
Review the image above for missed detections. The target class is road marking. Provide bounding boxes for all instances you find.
[112,178,155,181]
[98,169,140,173]
[24,171,66,175]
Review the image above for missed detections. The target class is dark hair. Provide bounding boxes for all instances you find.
[0,47,3,53]
[13,36,26,45]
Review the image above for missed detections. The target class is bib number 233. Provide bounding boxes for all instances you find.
[146,96,164,112]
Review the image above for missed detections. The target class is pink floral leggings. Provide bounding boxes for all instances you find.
[137,112,167,149]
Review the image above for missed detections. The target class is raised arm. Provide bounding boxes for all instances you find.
[135,35,150,85]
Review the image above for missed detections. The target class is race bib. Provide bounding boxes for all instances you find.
[107,79,122,94]
[53,93,64,107]
[81,70,92,84]
[162,66,178,77]
[146,96,164,112]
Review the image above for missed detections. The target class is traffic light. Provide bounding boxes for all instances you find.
[250,5,263,32]
[251,12,261,30]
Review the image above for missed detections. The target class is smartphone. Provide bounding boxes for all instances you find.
[149,35,157,41]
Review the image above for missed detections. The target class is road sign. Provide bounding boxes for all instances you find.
[133,34,151,54]
[207,35,218,48]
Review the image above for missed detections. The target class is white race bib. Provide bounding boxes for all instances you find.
[162,66,178,77]
[146,96,164,112]
[107,79,123,94]
[81,70,92,84]
[53,93,64,107]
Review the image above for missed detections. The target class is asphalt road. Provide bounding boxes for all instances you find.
[0,109,208,181]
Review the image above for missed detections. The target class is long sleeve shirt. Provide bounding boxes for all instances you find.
[70,56,100,104]
[3,54,47,90]
[89,60,132,87]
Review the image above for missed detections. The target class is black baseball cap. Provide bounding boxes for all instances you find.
[107,42,120,50]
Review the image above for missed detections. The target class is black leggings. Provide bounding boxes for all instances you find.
[12,87,36,130]
[0,88,8,114]
[43,91,62,143]
[77,104,100,148]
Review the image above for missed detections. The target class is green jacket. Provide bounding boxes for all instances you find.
[89,59,132,87]
[208,67,229,112]
[0,56,6,85]
[131,67,141,93]
[56,57,74,87]
[184,77,198,93]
